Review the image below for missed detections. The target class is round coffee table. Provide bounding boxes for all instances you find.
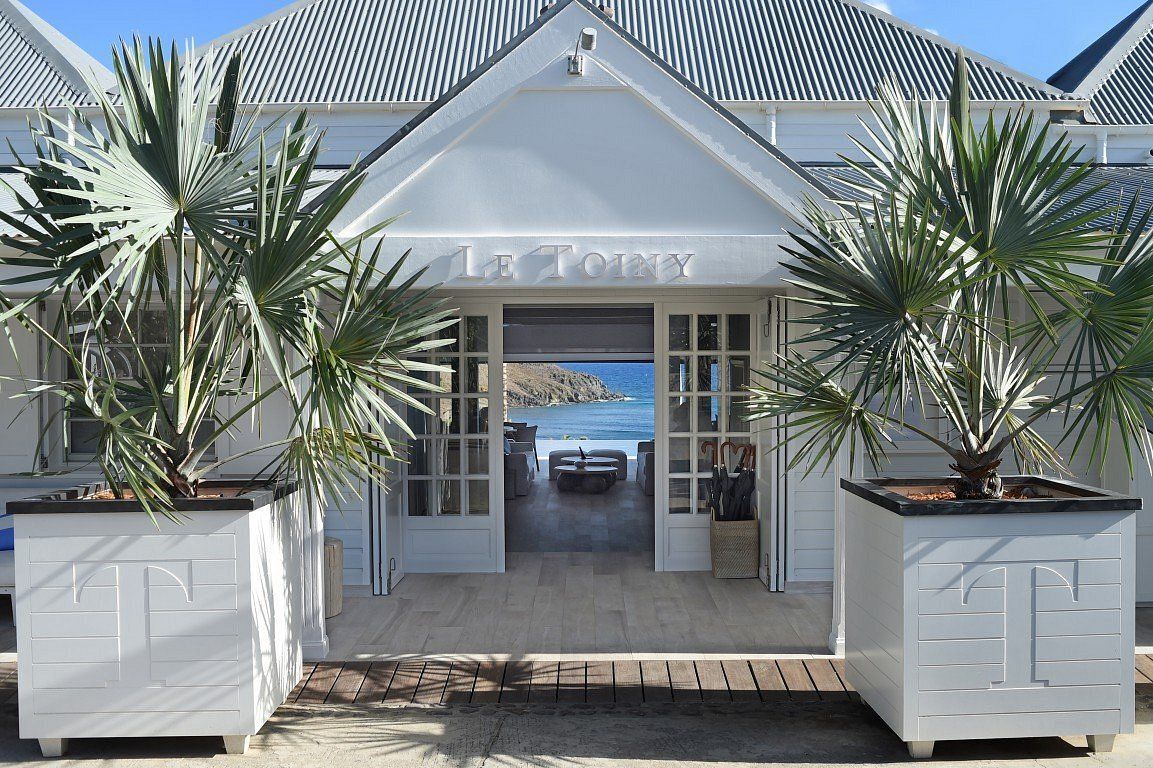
[555,464,617,493]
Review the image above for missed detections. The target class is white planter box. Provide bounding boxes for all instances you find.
[10,484,306,757]
[842,477,1138,760]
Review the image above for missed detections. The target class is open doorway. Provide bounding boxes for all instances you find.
[501,306,656,556]
[504,361,655,553]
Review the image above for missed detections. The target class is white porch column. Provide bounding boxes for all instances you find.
[828,451,846,656]
[302,503,329,660]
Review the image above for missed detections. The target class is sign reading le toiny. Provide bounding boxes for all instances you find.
[457,244,694,281]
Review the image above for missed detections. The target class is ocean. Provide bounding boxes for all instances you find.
[507,362,655,441]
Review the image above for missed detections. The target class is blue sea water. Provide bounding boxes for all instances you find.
[507,363,655,441]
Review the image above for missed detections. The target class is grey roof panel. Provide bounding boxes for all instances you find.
[807,163,1153,232]
[204,0,1071,105]
[0,0,114,108]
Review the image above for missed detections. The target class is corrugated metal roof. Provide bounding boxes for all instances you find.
[1048,2,1153,126]
[204,0,1071,105]
[0,0,114,108]
[808,163,1153,232]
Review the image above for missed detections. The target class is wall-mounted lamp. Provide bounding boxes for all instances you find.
[568,27,598,76]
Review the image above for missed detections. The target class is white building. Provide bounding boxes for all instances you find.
[2,0,1153,652]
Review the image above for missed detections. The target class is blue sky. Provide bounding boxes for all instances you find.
[22,0,1147,82]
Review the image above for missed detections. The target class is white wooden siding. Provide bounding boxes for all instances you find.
[15,499,303,740]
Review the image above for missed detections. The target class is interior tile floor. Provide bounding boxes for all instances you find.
[504,458,654,553]
[326,551,833,660]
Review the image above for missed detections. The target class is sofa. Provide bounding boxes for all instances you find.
[504,439,537,499]
[548,449,628,481]
[636,441,655,496]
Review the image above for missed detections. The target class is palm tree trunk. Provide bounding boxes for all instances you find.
[949,459,1004,500]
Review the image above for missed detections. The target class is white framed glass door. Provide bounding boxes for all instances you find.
[656,302,761,571]
[400,302,504,572]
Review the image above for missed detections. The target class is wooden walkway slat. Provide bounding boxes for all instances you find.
[641,660,672,703]
[830,658,856,693]
[1135,654,1153,684]
[327,662,371,704]
[355,661,398,703]
[529,661,559,703]
[557,661,585,703]
[722,660,760,702]
[297,662,342,704]
[804,659,850,701]
[585,661,614,703]
[413,662,451,704]
[614,661,644,703]
[289,663,318,702]
[749,660,789,701]
[668,660,701,702]
[472,661,505,703]
[442,662,478,703]
[500,661,533,703]
[695,660,730,702]
[384,661,424,703]
[777,659,819,701]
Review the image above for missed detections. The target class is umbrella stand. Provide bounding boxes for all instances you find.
[709,443,760,578]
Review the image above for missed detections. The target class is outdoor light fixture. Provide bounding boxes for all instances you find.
[568,27,597,76]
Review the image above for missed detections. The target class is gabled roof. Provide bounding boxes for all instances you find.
[0,0,114,108]
[204,0,1072,105]
[324,0,834,254]
[1048,1,1153,125]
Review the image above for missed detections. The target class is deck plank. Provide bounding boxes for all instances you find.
[557,661,585,703]
[472,661,505,703]
[442,662,479,703]
[668,660,701,702]
[804,659,849,701]
[500,661,533,703]
[1136,655,1153,684]
[383,661,425,704]
[355,661,398,703]
[721,660,760,702]
[613,660,644,703]
[749,660,789,701]
[641,660,672,703]
[586,661,614,703]
[327,662,371,704]
[529,661,559,703]
[413,662,451,704]
[297,662,343,704]
[778,659,818,701]
[695,660,730,702]
[830,658,856,693]
[289,664,318,702]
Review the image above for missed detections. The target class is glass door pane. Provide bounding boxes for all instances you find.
[405,314,494,517]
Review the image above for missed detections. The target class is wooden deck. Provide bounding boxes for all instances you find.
[0,656,1150,709]
[268,655,1153,707]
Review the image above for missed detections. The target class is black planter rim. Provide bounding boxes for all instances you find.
[5,479,296,515]
[840,475,1141,516]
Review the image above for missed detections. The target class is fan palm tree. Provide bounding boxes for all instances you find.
[747,58,1153,500]
[0,40,455,520]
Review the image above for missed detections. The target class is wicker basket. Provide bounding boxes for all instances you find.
[710,517,760,579]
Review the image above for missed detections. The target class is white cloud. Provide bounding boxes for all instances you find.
[863,0,893,13]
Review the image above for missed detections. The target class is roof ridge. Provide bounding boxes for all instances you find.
[1048,0,1153,97]
[0,0,115,100]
